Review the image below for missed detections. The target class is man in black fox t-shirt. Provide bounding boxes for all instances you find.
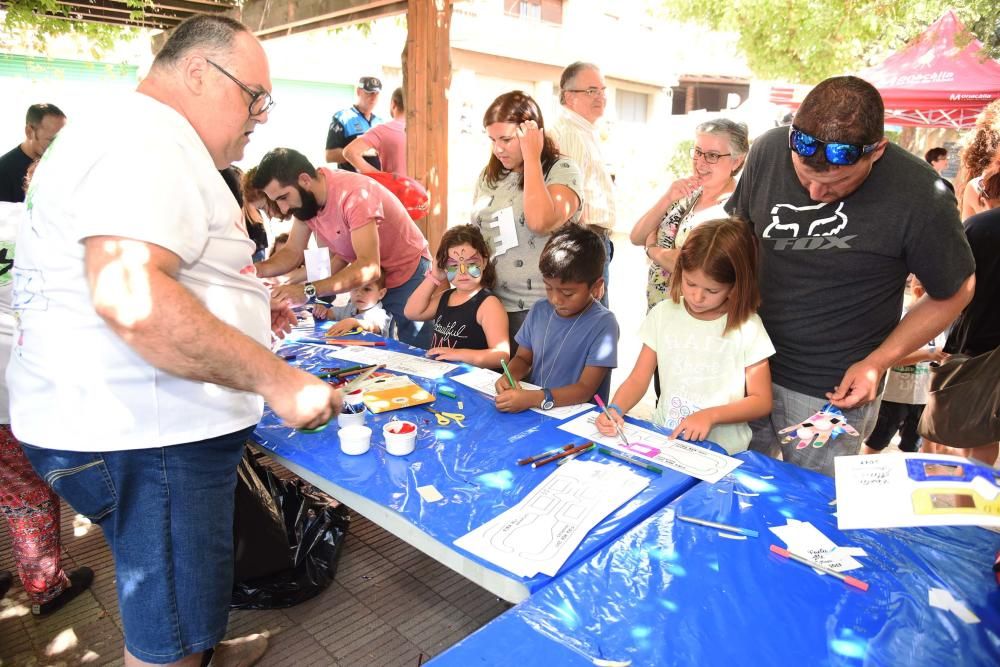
[726,76,975,476]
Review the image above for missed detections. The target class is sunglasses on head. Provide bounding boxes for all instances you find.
[788,126,879,166]
[445,261,483,281]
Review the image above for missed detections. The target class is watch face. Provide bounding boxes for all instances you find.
[541,399,554,410]
[304,283,317,298]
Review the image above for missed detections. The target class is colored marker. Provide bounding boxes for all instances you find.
[597,447,662,475]
[326,339,386,347]
[677,514,757,537]
[532,441,593,468]
[558,444,594,466]
[593,394,630,450]
[517,443,575,466]
[438,387,457,399]
[769,544,869,591]
[500,358,519,390]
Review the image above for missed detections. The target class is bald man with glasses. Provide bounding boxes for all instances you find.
[550,62,616,306]
[8,15,340,666]
[725,76,974,477]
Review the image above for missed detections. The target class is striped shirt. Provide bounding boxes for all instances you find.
[549,107,616,230]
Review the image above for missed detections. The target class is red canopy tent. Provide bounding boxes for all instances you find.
[769,11,1000,128]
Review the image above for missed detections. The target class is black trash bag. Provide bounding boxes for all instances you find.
[231,448,350,610]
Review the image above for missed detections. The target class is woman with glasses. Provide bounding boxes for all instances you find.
[630,119,749,312]
[470,90,583,344]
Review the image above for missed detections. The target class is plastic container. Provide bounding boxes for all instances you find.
[339,425,372,455]
[383,420,417,456]
[337,403,368,429]
[344,389,366,409]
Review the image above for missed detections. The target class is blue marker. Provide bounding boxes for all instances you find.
[676,514,758,538]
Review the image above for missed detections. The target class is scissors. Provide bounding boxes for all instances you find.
[423,406,466,428]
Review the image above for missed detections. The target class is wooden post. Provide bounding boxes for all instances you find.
[404,0,452,254]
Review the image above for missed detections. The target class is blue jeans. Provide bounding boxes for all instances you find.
[600,235,613,308]
[383,257,431,349]
[22,428,252,663]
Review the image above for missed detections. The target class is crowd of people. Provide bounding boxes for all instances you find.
[0,12,997,667]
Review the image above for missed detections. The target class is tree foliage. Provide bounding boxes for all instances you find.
[659,0,1000,82]
[2,0,139,55]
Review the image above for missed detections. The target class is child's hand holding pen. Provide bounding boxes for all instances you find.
[595,408,624,437]
[670,409,715,441]
[495,388,541,413]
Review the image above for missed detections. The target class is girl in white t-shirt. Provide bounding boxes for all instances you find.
[597,217,775,454]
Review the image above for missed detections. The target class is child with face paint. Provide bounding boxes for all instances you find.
[404,224,510,369]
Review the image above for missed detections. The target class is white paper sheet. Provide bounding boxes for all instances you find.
[454,460,650,578]
[449,368,594,419]
[835,453,1000,530]
[556,411,742,483]
[769,519,862,573]
[332,346,458,379]
[417,485,444,503]
[928,587,980,624]
[303,247,332,281]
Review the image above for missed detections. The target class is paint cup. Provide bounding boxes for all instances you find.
[337,402,368,429]
[339,425,372,455]
[344,389,366,409]
[383,420,417,456]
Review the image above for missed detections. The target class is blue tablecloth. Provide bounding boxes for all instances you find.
[252,334,724,599]
[430,451,1000,666]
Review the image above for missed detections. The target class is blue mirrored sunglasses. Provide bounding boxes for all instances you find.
[788,126,879,166]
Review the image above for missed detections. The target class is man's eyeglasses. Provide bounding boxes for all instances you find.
[206,59,274,117]
[788,126,879,166]
[690,147,732,164]
[564,86,607,98]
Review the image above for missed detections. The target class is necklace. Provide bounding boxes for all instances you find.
[537,299,594,387]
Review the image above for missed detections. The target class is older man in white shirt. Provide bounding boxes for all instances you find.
[550,61,616,306]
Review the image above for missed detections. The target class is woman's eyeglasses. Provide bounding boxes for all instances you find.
[690,147,732,164]
[788,126,879,166]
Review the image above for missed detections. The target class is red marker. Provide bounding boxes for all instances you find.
[769,544,869,592]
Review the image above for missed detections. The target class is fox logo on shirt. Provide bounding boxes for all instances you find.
[763,202,856,250]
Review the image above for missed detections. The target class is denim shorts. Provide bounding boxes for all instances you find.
[748,383,882,477]
[22,428,251,664]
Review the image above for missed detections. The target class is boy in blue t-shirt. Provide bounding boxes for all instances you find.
[495,224,619,411]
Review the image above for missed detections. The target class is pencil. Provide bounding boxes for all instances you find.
[593,394,630,449]
[769,544,869,591]
[532,441,593,468]
[500,358,520,390]
[325,339,386,347]
[597,447,663,475]
[676,514,757,537]
[517,443,575,466]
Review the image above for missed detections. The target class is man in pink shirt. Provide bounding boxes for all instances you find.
[253,147,432,347]
[344,87,407,176]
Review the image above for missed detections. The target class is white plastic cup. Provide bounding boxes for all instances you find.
[383,420,417,456]
[344,389,365,409]
[337,403,368,429]
[339,425,372,455]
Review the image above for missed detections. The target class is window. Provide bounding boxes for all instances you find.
[616,90,648,124]
[671,80,749,115]
[505,0,563,23]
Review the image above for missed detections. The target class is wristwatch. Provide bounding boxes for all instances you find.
[303,281,317,303]
[540,388,555,411]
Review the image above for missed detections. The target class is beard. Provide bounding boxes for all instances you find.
[291,185,320,220]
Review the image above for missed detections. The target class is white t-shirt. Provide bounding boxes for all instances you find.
[7,92,270,452]
[641,298,775,454]
[0,202,22,424]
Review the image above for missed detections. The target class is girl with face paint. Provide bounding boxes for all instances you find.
[403,224,511,369]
